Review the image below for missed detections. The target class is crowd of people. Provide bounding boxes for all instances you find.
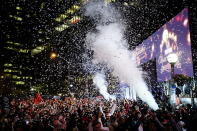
[0,94,197,131]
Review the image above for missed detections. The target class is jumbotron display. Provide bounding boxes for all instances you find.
[134,8,193,81]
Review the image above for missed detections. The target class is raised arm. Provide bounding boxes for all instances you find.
[110,103,117,116]
[98,112,109,131]
[99,103,106,119]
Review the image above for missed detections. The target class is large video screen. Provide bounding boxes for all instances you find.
[134,8,193,81]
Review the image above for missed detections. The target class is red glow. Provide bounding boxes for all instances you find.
[175,16,181,21]
[50,52,58,59]
[71,19,80,24]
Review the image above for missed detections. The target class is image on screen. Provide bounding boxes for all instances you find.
[134,8,193,81]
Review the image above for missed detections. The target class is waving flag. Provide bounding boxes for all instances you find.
[34,92,42,104]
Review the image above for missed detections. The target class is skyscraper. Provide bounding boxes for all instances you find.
[0,1,34,94]
[0,0,83,95]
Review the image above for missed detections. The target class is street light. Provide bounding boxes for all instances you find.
[167,53,178,78]
[167,53,178,106]
[50,52,58,59]
[166,53,178,63]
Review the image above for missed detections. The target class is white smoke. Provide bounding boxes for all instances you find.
[84,0,119,25]
[85,1,158,110]
[93,72,115,100]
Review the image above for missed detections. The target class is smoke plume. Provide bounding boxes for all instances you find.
[93,72,115,100]
[85,0,158,110]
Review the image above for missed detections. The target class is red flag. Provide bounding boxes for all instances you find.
[34,92,42,104]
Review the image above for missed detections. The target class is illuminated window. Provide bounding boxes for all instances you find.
[14,42,21,46]
[70,16,81,24]
[4,63,13,67]
[0,76,4,79]
[60,14,68,19]
[67,9,74,14]
[72,5,80,10]
[55,18,61,22]
[38,38,44,42]
[12,16,23,21]
[55,24,69,32]
[12,75,21,79]
[4,69,12,72]
[19,49,29,53]
[16,6,22,10]
[54,5,80,22]
[4,69,22,73]
[15,81,25,85]
[31,46,47,55]
[15,16,22,21]
[6,41,21,46]
[40,2,45,9]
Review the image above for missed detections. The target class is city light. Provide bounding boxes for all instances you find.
[50,52,58,59]
[167,53,178,64]
[31,46,47,55]
[55,24,69,32]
